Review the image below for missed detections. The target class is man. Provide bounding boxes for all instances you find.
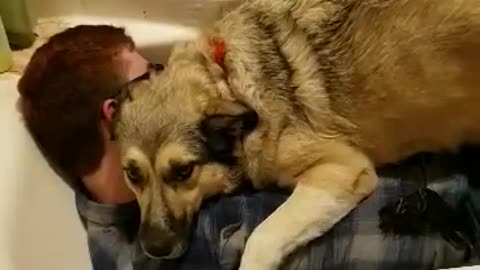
[17,25,479,270]
[18,25,157,269]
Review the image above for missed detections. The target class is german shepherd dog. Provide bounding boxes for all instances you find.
[112,0,480,269]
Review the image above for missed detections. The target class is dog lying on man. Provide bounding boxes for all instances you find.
[111,0,480,269]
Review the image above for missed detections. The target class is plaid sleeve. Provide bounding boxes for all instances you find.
[75,194,183,270]
[178,154,480,270]
[75,195,140,270]
[76,153,479,270]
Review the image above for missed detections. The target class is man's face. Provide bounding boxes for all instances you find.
[82,47,152,204]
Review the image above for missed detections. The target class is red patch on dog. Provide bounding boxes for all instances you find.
[210,39,226,69]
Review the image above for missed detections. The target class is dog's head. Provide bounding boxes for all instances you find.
[113,41,258,259]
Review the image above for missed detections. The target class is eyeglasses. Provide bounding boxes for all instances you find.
[149,63,164,72]
[102,62,165,123]
[129,62,164,83]
[112,62,164,102]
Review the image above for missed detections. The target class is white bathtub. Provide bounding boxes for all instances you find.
[1,0,479,270]
[0,72,92,270]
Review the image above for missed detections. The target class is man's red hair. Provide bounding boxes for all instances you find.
[18,25,134,188]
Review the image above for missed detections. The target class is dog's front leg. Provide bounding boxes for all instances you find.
[238,147,378,270]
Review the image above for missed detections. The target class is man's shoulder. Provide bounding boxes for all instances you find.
[75,192,140,226]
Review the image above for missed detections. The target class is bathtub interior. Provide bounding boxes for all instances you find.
[1,0,479,270]
[0,73,91,270]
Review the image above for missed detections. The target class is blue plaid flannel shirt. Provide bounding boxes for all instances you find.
[76,153,480,270]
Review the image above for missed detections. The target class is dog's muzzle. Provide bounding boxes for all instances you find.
[139,225,186,260]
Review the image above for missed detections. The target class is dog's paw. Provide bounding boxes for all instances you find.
[238,253,277,270]
[238,231,281,270]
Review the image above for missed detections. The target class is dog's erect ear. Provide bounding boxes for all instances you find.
[200,100,258,163]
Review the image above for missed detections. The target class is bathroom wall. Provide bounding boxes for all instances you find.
[28,0,238,28]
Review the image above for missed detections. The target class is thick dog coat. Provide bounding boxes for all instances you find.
[113,0,480,269]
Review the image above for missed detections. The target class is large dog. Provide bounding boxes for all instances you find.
[112,0,480,269]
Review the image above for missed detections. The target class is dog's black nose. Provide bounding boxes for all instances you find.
[139,225,184,259]
[141,239,177,259]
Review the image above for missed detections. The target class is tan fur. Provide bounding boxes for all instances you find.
[114,0,480,268]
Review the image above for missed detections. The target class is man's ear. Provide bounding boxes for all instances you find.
[200,100,258,163]
[102,99,119,140]
[102,99,118,123]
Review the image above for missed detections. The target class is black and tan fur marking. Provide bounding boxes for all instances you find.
[114,0,480,269]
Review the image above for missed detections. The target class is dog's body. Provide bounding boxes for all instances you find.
[113,0,480,269]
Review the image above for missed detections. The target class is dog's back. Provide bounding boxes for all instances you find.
[209,0,480,165]
[333,0,480,164]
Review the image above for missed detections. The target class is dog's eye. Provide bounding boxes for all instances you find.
[171,163,194,182]
[124,165,143,185]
